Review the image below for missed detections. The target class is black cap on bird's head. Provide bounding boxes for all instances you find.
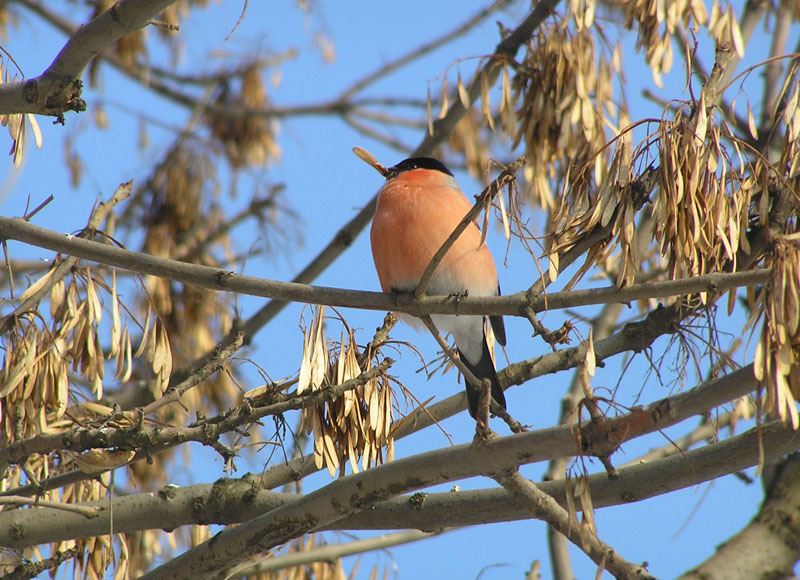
[386,157,454,179]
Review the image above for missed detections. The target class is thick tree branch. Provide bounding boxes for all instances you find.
[493,469,654,579]
[2,421,795,554]
[136,367,763,580]
[0,0,179,118]
[678,452,800,580]
[343,422,797,531]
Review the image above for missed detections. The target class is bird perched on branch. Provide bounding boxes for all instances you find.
[369,156,506,417]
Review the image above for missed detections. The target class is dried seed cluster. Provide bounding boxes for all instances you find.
[141,146,233,375]
[755,238,800,427]
[207,65,281,168]
[651,100,753,287]
[0,58,42,168]
[540,2,800,425]
[1,269,168,447]
[298,307,395,478]
[610,0,743,86]
[133,144,238,486]
[749,65,800,424]
[1,266,169,579]
[511,18,617,209]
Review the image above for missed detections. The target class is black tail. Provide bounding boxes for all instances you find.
[459,338,506,418]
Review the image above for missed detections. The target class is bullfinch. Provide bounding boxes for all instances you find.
[369,157,506,417]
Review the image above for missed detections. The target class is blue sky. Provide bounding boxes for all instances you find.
[0,1,787,578]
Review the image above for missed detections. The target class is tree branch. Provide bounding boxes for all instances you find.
[1,546,79,580]
[339,0,514,100]
[678,452,800,579]
[221,530,444,578]
[0,0,179,118]
[0,214,771,318]
[3,421,795,555]
[544,302,624,580]
[135,369,760,580]
[493,469,654,579]
[0,181,132,334]
[0,360,393,473]
[0,495,101,517]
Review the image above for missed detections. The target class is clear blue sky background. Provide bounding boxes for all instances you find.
[1,1,789,578]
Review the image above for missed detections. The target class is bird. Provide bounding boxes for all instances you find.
[369,156,506,418]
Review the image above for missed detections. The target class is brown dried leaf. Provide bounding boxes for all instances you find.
[746,100,758,140]
[584,328,596,377]
[74,449,136,474]
[19,266,56,303]
[27,113,42,149]
[457,71,470,108]
[729,8,745,58]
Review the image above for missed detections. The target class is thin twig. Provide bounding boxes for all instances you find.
[0,360,394,474]
[344,114,414,153]
[142,331,245,415]
[419,315,482,387]
[223,0,248,41]
[621,408,741,468]
[222,530,445,578]
[0,495,102,517]
[1,547,80,580]
[22,194,54,221]
[339,0,513,100]
[2,239,15,298]
[172,188,285,262]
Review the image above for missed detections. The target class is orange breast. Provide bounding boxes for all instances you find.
[370,169,498,297]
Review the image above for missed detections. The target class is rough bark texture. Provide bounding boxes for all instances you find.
[679,452,800,580]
